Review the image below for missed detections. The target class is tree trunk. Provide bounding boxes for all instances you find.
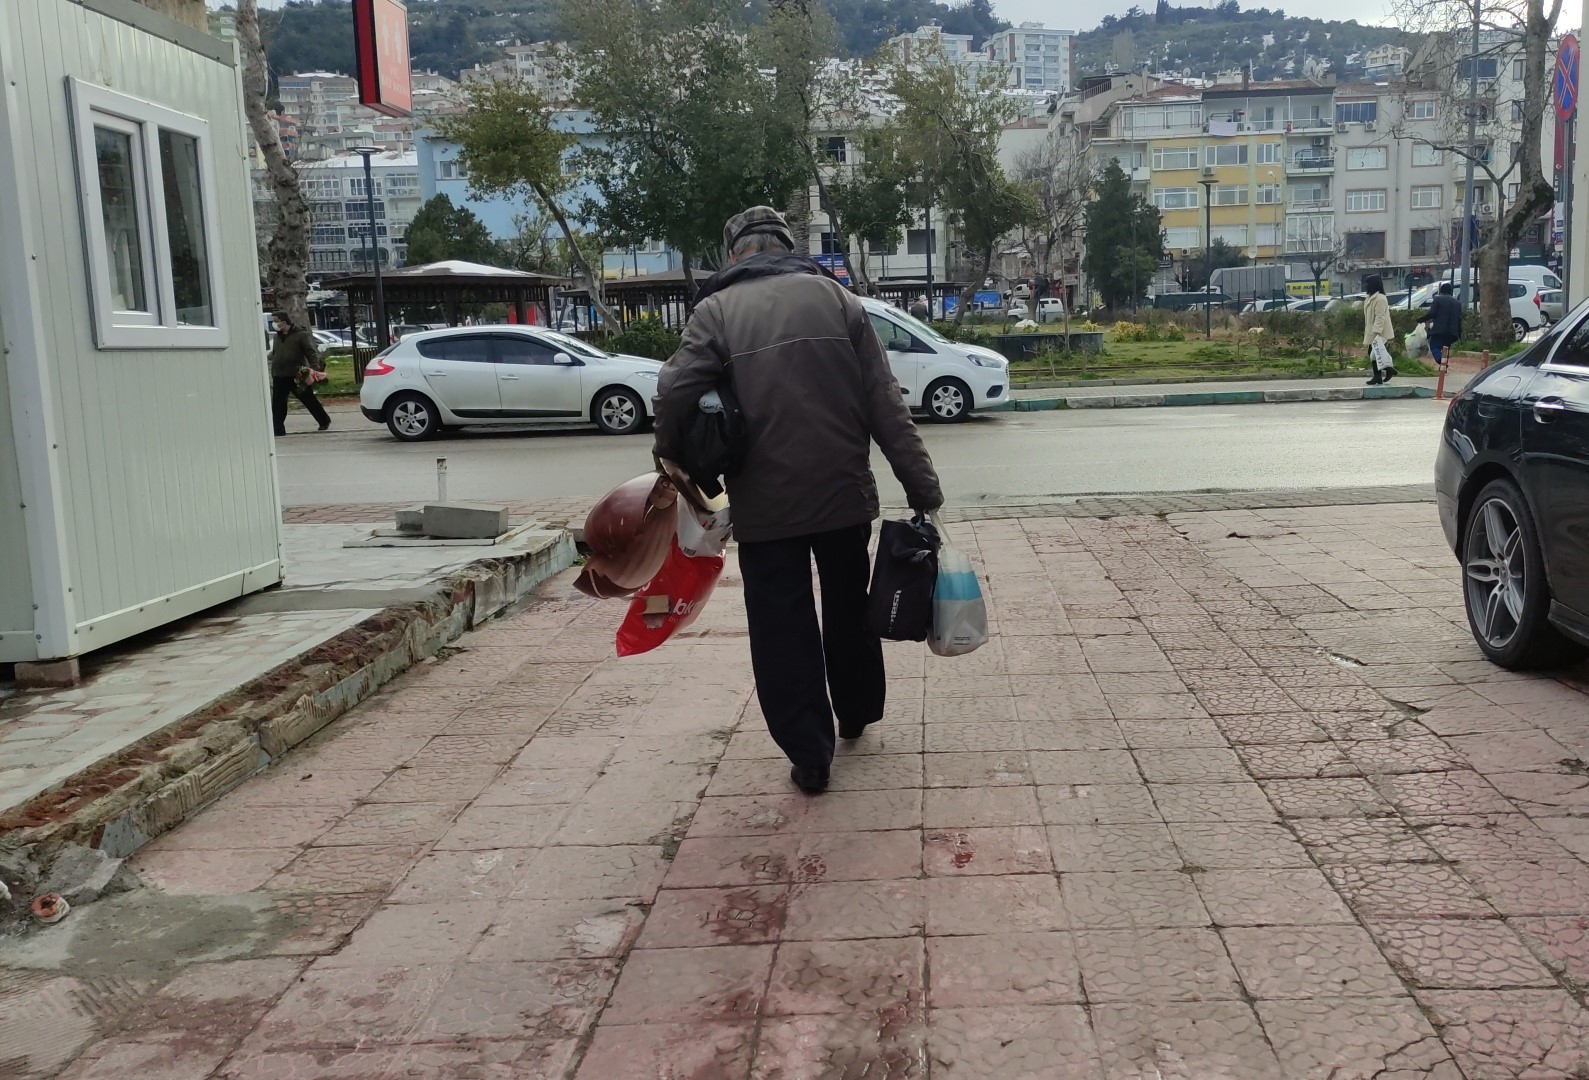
[681,251,698,313]
[954,247,992,326]
[810,163,859,289]
[236,0,309,329]
[1476,238,1512,346]
[529,180,620,330]
[785,184,811,256]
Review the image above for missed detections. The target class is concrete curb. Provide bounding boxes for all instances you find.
[994,385,1432,412]
[0,532,576,861]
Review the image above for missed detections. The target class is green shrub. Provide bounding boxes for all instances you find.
[609,316,681,361]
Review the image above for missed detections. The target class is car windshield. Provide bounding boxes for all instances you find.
[539,329,609,360]
[886,307,949,344]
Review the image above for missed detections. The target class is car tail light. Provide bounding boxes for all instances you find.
[1534,292,1542,307]
[365,358,396,376]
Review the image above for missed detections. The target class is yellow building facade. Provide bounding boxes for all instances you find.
[1145,132,1288,268]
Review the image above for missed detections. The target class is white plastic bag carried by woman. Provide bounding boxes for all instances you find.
[929,533,987,657]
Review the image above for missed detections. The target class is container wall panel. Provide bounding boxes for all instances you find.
[7,0,280,651]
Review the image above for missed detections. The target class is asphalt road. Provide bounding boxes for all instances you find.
[276,400,1448,507]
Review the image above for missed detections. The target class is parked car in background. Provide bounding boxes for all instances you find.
[1152,291,1232,311]
[1285,297,1331,312]
[1008,298,1066,323]
[312,329,346,351]
[1436,298,1589,668]
[359,326,662,441]
[1540,289,1566,323]
[863,298,1009,423]
[1324,293,1366,311]
[1241,298,1294,313]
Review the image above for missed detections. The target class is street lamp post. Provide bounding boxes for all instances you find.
[1199,178,1216,339]
[351,146,389,349]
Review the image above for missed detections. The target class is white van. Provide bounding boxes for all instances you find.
[862,298,1010,422]
[1434,265,1561,295]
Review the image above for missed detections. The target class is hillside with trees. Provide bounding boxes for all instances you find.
[1076,2,1411,82]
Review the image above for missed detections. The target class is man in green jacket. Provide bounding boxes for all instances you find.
[653,207,943,795]
[268,310,331,436]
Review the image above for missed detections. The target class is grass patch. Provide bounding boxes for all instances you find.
[1008,333,1441,383]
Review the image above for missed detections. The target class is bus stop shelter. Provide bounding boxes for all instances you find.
[327,260,562,336]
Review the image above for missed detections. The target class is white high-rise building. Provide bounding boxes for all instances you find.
[982,23,1078,93]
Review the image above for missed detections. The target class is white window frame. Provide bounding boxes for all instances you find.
[1211,184,1249,206]
[1255,183,1282,205]
[1205,144,1248,167]
[1412,143,1442,167]
[1345,188,1387,212]
[1346,146,1387,171]
[1410,185,1443,209]
[69,79,228,350]
[1409,99,1437,120]
[1151,146,1198,171]
[1256,142,1282,164]
[1153,187,1199,210]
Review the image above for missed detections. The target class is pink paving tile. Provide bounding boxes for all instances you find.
[601,945,776,1025]
[665,836,800,888]
[924,721,1025,753]
[1074,928,1242,1002]
[58,1038,233,1080]
[1020,719,1128,751]
[1036,784,1162,825]
[247,965,449,1050]
[414,959,616,1041]
[1416,815,1578,863]
[364,765,501,804]
[551,797,696,846]
[1419,989,1589,1079]
[1061,871,1211,930]
[318,901,495,969]
[766,937,925,1016]
[923,751,1034,787]
[1459,858,1589,916]
[1116,718,1229,749]
[927,1005,1103,1079]
[1325,864,1496,919]
[433,803,566,851]
[783,880,926,940]
[925,932,1082,1007]
[1260,777,1393,818]
[925,875,1068,935]
[575,1022,753,1080]
[685,795,809,837]
[923,827,1053,876]
[1090,1001,1284,1079]
[220,769,390,809]
[263,893,384,957]
[473,897,645,962]
[1290,817,1440,864]
[1223,925,1404,999]
[1255,998,1458,1079]
[131,847,298,895]
[390,1039,577,1079]
[1046,823,1181,872]
[923,787,1043,828]
[1373,770,1519,816]
[751,1012,927,1080]
[387,848,535,904]
[1214,712,1331,744]
[474,767,600,807]
[1514,915,1589,984]
[636,886,788,948]
[1368,921,1556,989]
[154,805,344,851]
[511,845,669,901]
[1237,742,1360,779]
[1028,750,1141,786]
[219,1046,402,1079]
[1167,821,1313,869]
[1195,869,1355,926]
[792,830,924,883]
[800,789,922,832]
[266,845,425,895]
[1149,782,1277,822]
[312,802,463,848]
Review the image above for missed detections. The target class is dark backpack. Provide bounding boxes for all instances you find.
[868,516,940,641]
[679,379,744,500]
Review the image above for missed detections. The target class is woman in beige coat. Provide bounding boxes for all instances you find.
[1362,274,1396,385]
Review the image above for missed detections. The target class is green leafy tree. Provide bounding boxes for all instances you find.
[435,79,617,327]
[403,195,499,266]
[1178,238,1249,292]
[882,46,1028,324]
[1083,162,1164,310]
[567,0,809,302]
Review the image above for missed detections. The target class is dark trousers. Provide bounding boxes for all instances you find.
[1430,335,1455,365]
[272,376,329,435]
[738,523,885,771]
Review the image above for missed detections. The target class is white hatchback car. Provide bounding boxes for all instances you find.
[359,326,662,441]
[862,298,1010,422]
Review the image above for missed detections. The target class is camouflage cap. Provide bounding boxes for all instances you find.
[723,206,794,253]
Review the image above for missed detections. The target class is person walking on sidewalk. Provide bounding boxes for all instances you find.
[1362,275,1396,385]
[269,310,331,436]
[653,206,943,796]
[1421,281,1463,370]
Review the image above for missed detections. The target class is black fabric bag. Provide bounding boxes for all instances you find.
[868,515,940,641]
[679,379,745,500]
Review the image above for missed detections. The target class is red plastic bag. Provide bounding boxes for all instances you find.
[616,541,725,657]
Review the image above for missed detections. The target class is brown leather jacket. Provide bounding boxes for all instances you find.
[268,327,322,379]
[654,255,943,544]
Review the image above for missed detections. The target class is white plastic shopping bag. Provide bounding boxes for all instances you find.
[676,499,732,558]
[929,542,988,657]
[1369,335,1394,373]
[1404,323,1429,359]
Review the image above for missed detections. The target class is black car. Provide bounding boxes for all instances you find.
[1436,303,1589,668]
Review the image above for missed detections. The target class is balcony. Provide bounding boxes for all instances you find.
[1287,154,1334,174]
[1288,198,1331,211]
[1284,118,1334,133]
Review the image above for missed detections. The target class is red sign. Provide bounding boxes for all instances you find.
[353,0,412,117]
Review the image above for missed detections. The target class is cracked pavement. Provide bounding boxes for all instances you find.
[3,501,1589,1078]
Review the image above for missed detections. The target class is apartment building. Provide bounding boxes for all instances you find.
[982,22,1077,93]
[275,71,462,159]
[461,41,576,102]
[274,150,424,275]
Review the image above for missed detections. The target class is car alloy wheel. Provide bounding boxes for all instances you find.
[926,378,971,423]
[594,388,643,435]
[1464,496,1527,650]
[386,393,439,441]
[1513,318,1529,342]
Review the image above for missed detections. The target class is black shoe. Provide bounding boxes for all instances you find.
[318,418,332,431]
[1365,372,1382,385]
[790,765,829,795]
[274,429,287,437]
[1383,367,1396,382]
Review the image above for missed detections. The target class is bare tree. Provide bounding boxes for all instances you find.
[1297,228,1346,299]
[236,0,310,328]
[1014,137,1095,337]
[1393,0,1562,344]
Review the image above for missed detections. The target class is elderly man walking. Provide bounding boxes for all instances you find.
[652,207,943,795]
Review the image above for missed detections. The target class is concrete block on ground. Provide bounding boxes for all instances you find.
[422,503,510,540]
[15,659,81,688]
[394,506,426,533]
